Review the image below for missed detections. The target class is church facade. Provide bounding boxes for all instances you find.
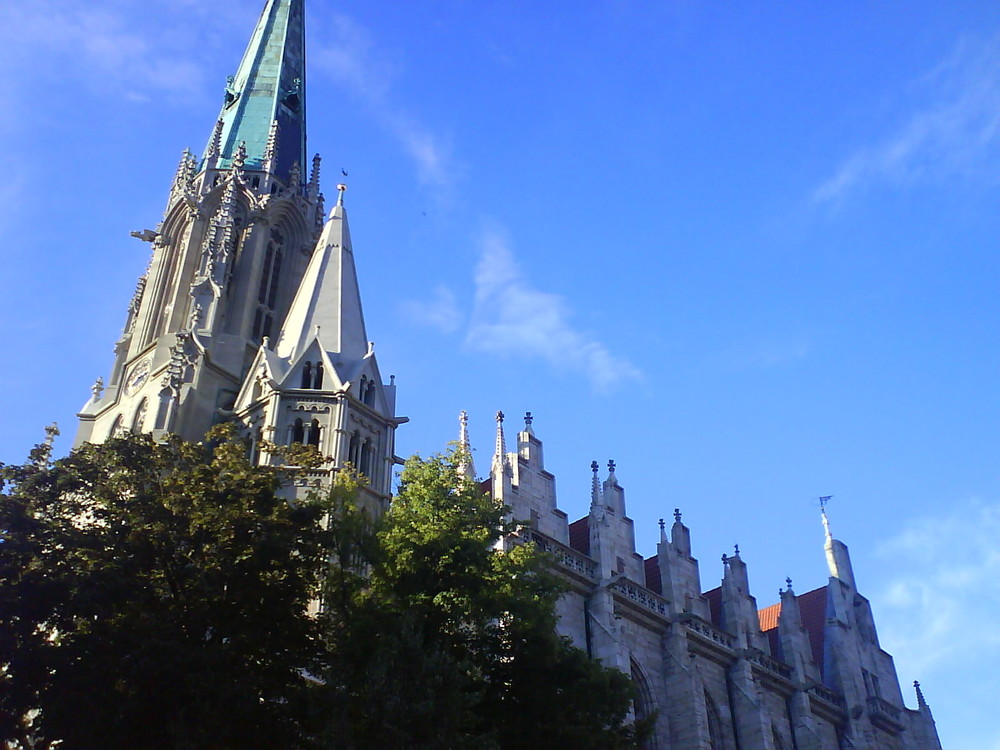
[480,411,942,749]
[74,1,943,748]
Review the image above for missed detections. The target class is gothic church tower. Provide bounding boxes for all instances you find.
[76,0,402,507]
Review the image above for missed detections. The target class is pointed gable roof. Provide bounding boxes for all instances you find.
[568,517,590,555]
[274,193,369,364]
[203,0,306,180]
[757,585,829,676]
[644,555,662,594]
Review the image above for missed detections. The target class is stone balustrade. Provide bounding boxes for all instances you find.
[521,529,598,581]
[610,577,669,618]
[806,683,845,708]
[867,695,901,723]
[679,614,736,650]
[743,648,793,680]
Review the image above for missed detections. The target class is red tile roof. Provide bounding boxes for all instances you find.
[758,601,781,632]
[703,586,722,627]
[568,517,590,555]
[797,586,828,673]
[757,586,829,676]
[644,555,662,594]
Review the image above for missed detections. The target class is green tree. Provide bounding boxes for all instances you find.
[2,434,649,750]
[314,450,649,750]
[0,427,327,750]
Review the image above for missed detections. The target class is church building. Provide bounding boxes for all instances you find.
[74,1,944,748]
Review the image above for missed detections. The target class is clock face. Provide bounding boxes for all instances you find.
[124,358,151,397]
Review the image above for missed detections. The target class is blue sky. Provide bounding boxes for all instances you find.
[1,1,998,746]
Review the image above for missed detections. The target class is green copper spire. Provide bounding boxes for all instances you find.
[203,0,306,182]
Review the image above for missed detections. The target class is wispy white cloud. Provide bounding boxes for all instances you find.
[401,285,462,334]
[0,2,212,105]
[872,497,1000,750]
[465,229,642,391]
[311,14,455,190]
[815,32,1000,203]
[875,498,1000,674]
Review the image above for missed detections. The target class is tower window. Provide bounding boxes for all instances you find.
[291,418,304,444]
[360,439,371,477]
[253,238,284,343]
[308,419,321,448]
[299,361,324,389]
[348,431,361,467]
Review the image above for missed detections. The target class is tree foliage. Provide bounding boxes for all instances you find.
[1,434,648,750]
[0,426,327,749]
[314,451,649,750]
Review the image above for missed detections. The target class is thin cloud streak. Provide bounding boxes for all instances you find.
[875,497,1000,669]
[815,32,1000,203]
[466,230,642,392]
[873,498,1000,750]
[400,285,462,334]
[311,14,455,190]
[0,2,211,105]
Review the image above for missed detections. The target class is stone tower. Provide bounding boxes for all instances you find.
[75,0,402,507]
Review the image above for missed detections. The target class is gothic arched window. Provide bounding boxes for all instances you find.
[348,431,361,467]
[308,419,321,448]
[109,414,125,439]
[360,439,371,477]
[705,690,724,750]
[771,725,785,750]
[291,418,304,444]
[314,362,323,389]
[252,234,285,343]
[131,398,148,433]
[258,240,284,310]
[630,659,656,749]
[301,362,313,389]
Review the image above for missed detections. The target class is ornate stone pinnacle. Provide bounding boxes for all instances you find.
[608,459,616,473]
[674,508,682,523]
[233,141,247,172]
[309,153,322,191]
[524,411,533,426]
[315,192,325,225]
[591,460,599,473]
[91,376,105,400]
[264,119,279,164]
[208,118,224,158]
